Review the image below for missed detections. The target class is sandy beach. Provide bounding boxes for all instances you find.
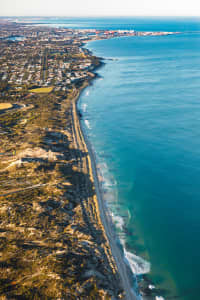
[72,85,138,300]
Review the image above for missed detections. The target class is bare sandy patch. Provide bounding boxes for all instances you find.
[0,103,13,110]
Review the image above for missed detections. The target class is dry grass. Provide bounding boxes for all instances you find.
[0,103,13,110]
[29,87,53,94]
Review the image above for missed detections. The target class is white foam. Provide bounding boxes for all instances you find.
[82,103,87,112]
[124,249,151,275]
[84,119,91,129]
[98,161,109,173]
[97,162,117,189]
[113,215,124,230]
[86,90,90,96]
[120,239,150,275]
[155,297,165,300]
[104,178,117,188]
[96,157,150,277]
[149,284,155,289]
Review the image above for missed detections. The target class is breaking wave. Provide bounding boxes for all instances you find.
[84,119,91,129]
[96,159,151,276]
[112,214,124,231]
[121,239,151,275]
[82,103,88,112]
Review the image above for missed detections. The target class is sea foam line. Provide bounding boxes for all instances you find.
[82,103,88,112]
[97,159,151,276]
[84,119,91,129]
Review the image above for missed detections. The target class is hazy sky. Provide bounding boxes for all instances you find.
[0,0,200,16]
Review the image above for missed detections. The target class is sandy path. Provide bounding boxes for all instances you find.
[0,183,48,197]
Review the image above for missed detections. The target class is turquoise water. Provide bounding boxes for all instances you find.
[77,28,200,299]
[22,17,200,299]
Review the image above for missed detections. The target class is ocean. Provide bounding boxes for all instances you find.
[26,17,200,299]
[77,19,200,300]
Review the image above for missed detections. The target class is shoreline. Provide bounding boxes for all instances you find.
[2,20,196,300]
[73,49,163,300]
[75,43,167,300]
[0,21,172,298]
[72,79,139,299]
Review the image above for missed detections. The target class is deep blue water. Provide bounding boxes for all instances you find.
[79,20,200,300]
[15,16,200,32]
[19,17,200,299]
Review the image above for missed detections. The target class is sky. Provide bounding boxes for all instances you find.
[0,0,200,17]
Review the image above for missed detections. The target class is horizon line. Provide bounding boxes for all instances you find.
[1,15,200,18]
